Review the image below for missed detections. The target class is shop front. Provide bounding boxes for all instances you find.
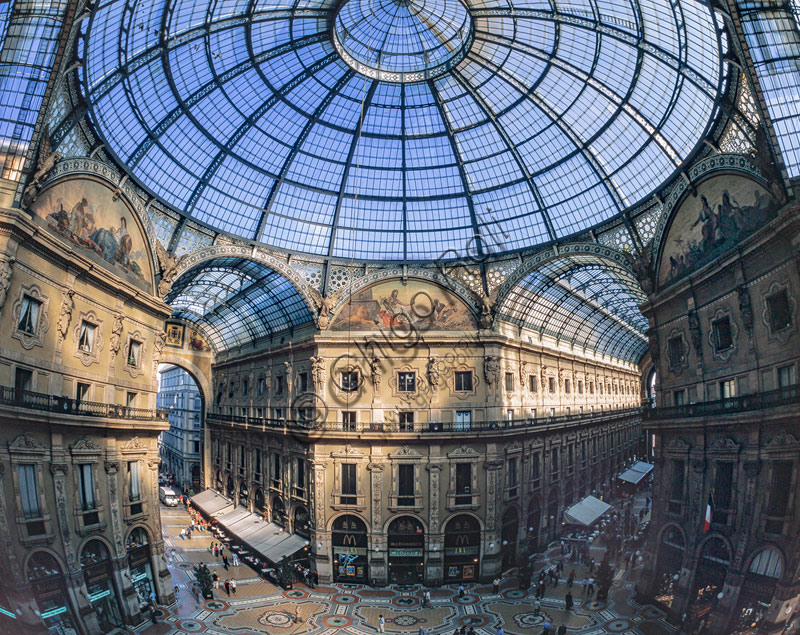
[126,528,155,608]
[443,515,480,582]
[653,526,685,609]
[239,482,249,507]
[27,551,79,635]
[80,540,123,632]
[501,508,518,571]
[388,516,424,585]
[730,548,783,633]
[689,538,731,627]
[332,515,369,583]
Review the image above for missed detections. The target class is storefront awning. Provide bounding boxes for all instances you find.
[191,489,234,516]
[618,461,654,484]
[263,533,308,564]
[216,506,251,527]
[563,495,612,526]
[228,515,268,541]
[249,524,289,555]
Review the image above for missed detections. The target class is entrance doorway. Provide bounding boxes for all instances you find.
[127,528,155,608]
[332,515,369,583]
[444,515,480,582]
[388,516,424,585]
[731,548,783,633]
[653,526,684,609]
[27,551,79,634]
[80,540,124,632]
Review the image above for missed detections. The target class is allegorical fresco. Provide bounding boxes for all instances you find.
[30,179,153,292]
[331,280,476,331]
[658,174,779,287]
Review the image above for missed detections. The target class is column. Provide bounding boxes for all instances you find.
[147,459,174,605]
[367,462,386,585]
[426,463,442,586]
[310,461,331,582]
[482,459,503,580]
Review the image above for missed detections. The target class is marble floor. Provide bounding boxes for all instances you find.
[132,504,676,635]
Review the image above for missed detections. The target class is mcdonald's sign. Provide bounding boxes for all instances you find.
[342,534,357,547]
[455,534,470,547]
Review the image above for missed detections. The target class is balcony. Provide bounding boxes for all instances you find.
[206,406,642,435]
[644,384,799,420]
[0,387,168,421]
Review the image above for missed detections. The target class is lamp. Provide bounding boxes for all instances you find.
[673,574,680,581]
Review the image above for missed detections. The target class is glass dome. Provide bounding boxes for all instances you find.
[82,0,725,261]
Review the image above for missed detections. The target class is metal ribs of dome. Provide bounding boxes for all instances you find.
[81,0,726,262]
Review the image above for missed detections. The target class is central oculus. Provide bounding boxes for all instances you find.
[332,0,473,82]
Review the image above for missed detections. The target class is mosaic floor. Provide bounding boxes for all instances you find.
[132,505,676,635]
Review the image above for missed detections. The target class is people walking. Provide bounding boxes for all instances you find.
[458,584,465,598]
[587,577,595,597]
[565,592,573,611]
[231,578,237,595]
[223,554,229,570]
[557,624,567,635]
[232,551,240,567]
[378,614,385,632]
[423,589,431,608]
[493,577,500,594]
[582,577,588,595]
[223,579,230,596]
[534,598,541,616]
[567,570,575,587]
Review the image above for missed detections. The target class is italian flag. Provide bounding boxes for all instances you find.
[703,494,713,533]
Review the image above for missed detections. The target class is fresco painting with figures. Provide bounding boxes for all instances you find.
[657,174,779,287]
[29,178,153,292]
[331,280,476,331]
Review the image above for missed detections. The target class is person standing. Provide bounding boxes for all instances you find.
[496,626,504,635]
[581,578,588,595]
[565,592,573,611]
[533,598,541,616]
[223,554,229,571]
[493,577,500,594]
[223,579,230,596]
[458,584,465,598]
[378,614,385,633]
[232,551,240,567]
[557,624,567,635]
[567,570,575,587]
[424,589,431,608]
[587,577,595,597]
[231,578,237,595]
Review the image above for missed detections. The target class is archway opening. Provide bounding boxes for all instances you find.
[731,548,784,633]
[27,552,78,632]
[80,540,123,631]
[690,538,731,618]
[387,516,424,585]
[527,498,541,553]
[157,363,204,494]
[332,515,369,583]
[501,508,519,571]
[127,527,156,606]
[444,515,481,582]
[272,496,286,528]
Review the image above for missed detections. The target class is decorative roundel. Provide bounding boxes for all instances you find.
[605,618,634,632]
[283,588,309,599]
[203,599,228,612]
[258,611,294,627]
[582,599,608,612]
[176,619,206,633]
[322,615,355,628]
[332,593,359,605]
[503,589,528,599]
[392,595,419,607]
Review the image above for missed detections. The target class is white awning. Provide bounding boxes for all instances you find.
[263,533,308,564]
[216,506,251,526]
[191,489,234,516]
[563,495,612,527]
[618,461,654,484]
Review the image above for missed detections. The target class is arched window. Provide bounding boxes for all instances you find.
[126,527,149,550]
[749,548,783,579]
[27,551,62,582]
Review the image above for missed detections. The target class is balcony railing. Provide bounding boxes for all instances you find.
[207,406,642,433]
[644,384,799,420]
[0,387,168,421]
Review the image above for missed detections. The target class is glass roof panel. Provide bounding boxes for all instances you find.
[498,254,649,363]
[82,0,725,261]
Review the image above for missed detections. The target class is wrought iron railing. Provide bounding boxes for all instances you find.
[643,384,799,420]
[207,406,642,433]
[0,387,168,421]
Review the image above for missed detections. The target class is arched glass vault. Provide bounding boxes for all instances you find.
[165,257,314,350]
[80,0,726,261]
[498,254,648,362]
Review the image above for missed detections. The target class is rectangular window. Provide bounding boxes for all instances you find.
[712,316,733,351]
[79,464,95,511]
[17,295,41,334]
[341,463,356,505]
[551,448,559,473]
[778,364,796,388]
[128,461,140,503]
[507,409,514,421]
[530,408,537,421]
[127,340,141,367]
[126,392,137,408]
[578,380,583,394]
[398,372,416,392]
[255,452,262,475]
[673,389,686,406]
[341,371,358,392]
[228,383,235,398]
[505,372,514,391]
[258,377,265,395]
[193,440,200,454]
[589,381,594,395]
[296,459,305,492]
[548,377,555,393]
[531,453,541,483]
[455,371,473,392]
[565,379,571,394]
[76,382,90,402]
[273,454,281,483]
[398,411,414,432]
[712,461,733,524]
[668,460,684,514]
[455,410,471,431]
[567,444,574,468]
[14,367,32,400]
[242,379,248,397]
[720,379,735,399]
[766,461,793,532]
[78,321,96,353]
[766,289,791,332]
[529,375,537,392]
[275,376,284,395]
[18,464,40,519]
[455,463,472,504]
[506,457,519,496]
[398,464,415,506]
[668,336,684,367]
[299,372,308,393]
[342,410,356,432]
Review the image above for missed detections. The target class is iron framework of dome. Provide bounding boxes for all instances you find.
[80,0,726,262]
